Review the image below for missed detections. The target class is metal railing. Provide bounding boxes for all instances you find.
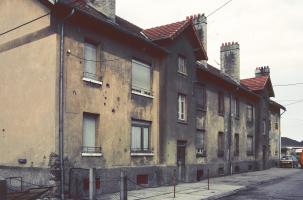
[130,148,152,153]
[82,146,102,153]
[131,86,153,96]
[83,72,98,81]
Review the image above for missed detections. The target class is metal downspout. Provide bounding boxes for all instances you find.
[59,8,74,200]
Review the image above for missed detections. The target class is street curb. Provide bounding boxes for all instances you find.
[203,175,290,200]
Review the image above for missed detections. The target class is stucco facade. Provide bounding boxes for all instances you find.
[0,0,57,170]
[0,0,286,197]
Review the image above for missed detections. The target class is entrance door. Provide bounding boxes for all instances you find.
[177,141,186,182]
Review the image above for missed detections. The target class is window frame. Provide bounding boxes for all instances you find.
[234,97,240,119]
[82,41,102,85]
[178,94,187,121]
[218,92,225,116]
[131,120,151,154]
[196,129,207,157]
[131,59,153,97]
[82,113,102,156]
[234,133,240,156]
[246,135,254,156]
[217,132,225,157]
[177,55,187,75]
[246,104,254,122]
[195,85,207,111]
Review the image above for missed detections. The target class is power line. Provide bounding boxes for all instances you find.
[0,13,50,37]
[68,51,119,63]
[0,1,81,37]
[207,0,233,17]
[285,99,303,106]
[274,82,303,86]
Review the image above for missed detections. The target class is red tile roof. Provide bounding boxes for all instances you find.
[142,20,191,41]
[240,75,269,91]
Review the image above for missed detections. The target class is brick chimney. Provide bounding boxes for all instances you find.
[255,66,270,77]
[220,42,240,82]
[87,0,116,22]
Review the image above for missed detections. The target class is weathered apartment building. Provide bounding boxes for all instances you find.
[0,0,285,196]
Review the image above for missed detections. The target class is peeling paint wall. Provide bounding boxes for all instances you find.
[62,24,162,169]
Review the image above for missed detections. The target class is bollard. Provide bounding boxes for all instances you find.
[89,168,96,200]
[0,179,7,200]
[207,169,210,190]
[120,171,127,200]
[173,169,177,198]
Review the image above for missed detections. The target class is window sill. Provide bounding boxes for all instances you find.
[218,113,224,117]
[177,120,188,125]
[131,91,154,99]
[130,152,154,157]
[81,152,103,157]
[177,71,188,76]
[196,107,207,112]
[82,77,102,85]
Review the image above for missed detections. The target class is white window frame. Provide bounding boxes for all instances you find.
[82,42,102,85]
[178,56,187,75]
[82,113,102,157]
[131,60,153,98]
[178,94,187,121]
[131,120,153,156]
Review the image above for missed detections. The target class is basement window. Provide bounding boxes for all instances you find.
[136,174,148,185]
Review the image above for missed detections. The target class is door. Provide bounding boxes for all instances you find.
[177,141,186,182]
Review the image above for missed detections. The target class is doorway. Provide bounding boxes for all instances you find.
[177,141,186,182]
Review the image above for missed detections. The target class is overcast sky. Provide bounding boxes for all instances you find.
[116,0,303,141]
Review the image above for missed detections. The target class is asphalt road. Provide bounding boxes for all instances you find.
[220,170,303,200]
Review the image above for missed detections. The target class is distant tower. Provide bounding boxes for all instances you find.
[220,42,240,82]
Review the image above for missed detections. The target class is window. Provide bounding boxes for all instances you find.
[136,174,148,185]
[247,136,253,155]
[235,98,239,118]
[262,120,266,135]
[131,120,150,152]
[218,132,224,157]
[84,42,97,80]
[275,116,279,130]
[82,113,101,154]
[218,92,224,115]
[246,104,253,122]
[131,60,152,96]
[178,94,187,121]
[196,130,206,157]
[195,85,207,110]
[234,133,239,156]
[178,56,187,75]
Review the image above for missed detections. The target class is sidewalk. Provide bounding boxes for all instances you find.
[98,168,302,200]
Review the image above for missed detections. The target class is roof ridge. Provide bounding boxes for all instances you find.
[144,19,188,31]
